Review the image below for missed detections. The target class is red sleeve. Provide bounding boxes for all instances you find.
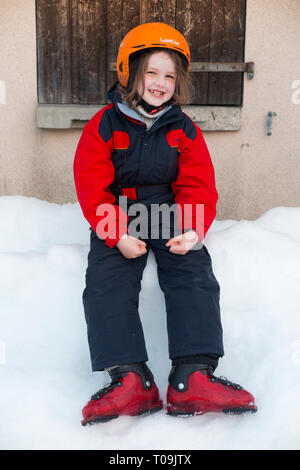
[73,108,129,248]
[171,122,218,242]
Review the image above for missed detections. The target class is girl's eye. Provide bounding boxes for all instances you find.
[147,71,175,79]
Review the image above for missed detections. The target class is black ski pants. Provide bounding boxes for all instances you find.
[82,198,224,371]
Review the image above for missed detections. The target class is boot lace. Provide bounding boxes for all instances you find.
[91,379,123,401]
[207,366,243,390]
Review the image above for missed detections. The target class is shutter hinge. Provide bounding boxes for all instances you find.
[110,61,255,79]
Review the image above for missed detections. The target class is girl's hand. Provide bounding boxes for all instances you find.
[165,230,199,255]
[116,234,148,259]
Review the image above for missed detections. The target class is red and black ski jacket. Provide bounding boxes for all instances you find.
[73,82,218,248]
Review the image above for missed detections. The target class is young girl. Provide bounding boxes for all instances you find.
[74,22,257,426]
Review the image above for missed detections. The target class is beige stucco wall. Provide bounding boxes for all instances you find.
[0,0,300,222]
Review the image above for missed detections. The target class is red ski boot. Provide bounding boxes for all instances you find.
[81,362,163,425]
[166,364,257,416]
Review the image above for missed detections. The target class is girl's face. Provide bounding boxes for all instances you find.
[137,51,176,106]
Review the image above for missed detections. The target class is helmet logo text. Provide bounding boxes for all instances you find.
[160,37,180,46]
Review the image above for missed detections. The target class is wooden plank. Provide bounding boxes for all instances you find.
[106,0,140,98]
[71,0,106,104]
[36,0,72,104]
[209,0,246,105]
[176,0,211,105]
[190,62,252,73]
[140,0,176,24]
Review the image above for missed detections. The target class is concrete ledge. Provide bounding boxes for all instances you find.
[182,106,241,131]
[36,104,241,131]
[36,104,101,129]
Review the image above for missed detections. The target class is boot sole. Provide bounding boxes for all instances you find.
[81,404,163,426]
[166,410,205,417]
[223,406,257,415]
[167,406,257,417]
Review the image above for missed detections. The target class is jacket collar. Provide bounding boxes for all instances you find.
[107,81,123,104]
[107,81,183,131]
[117,101,173,126]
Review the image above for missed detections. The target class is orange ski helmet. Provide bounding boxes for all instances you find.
[117,22,191,87]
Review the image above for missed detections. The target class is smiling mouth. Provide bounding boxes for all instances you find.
[149,89,165,96]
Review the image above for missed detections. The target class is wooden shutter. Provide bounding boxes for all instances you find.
[175,0,246,106]
[36,0,246,106]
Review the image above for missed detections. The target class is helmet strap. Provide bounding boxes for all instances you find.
[136,98,171,115]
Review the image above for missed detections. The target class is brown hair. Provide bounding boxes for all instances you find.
[117,47,194,109]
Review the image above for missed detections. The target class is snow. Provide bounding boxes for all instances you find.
[0,195,300,450]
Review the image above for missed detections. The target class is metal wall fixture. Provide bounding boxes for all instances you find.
[266,111,277,136]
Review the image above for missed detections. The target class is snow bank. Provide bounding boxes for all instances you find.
[0,196,300,450]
